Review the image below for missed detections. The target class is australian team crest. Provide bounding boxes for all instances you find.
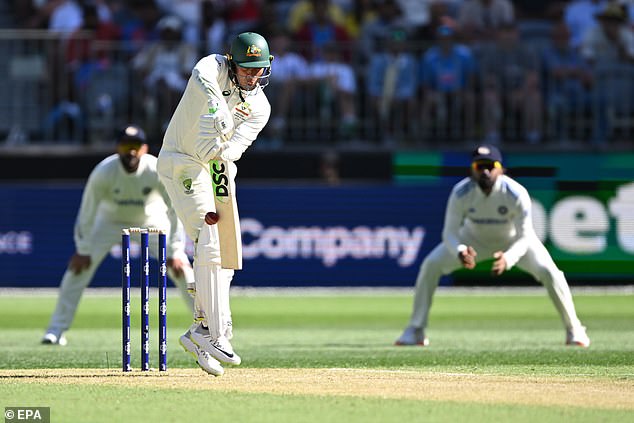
[182,178,194,194]
[246,45,262,57]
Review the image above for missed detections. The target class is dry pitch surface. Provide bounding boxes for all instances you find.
[2,368,633,410]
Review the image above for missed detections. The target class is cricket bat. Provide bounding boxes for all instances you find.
[209,101,243,270]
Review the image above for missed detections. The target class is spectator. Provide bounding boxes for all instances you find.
[295,0,353,62]
[155,0,203,45]
[366,28,418,143]
[358,0,409,64]
[225,0,264,37]
[44,4,121,142]
[542,22,599,142]
[65,4,121,91]
[199,0,228,56]
[287,0,349,34]
[264,30,310,146]
[412,1,457,51]
[420,24,476,142]
[113,1,162,55]
[581,2,634,63]
[564,0,606,49]
[132,15,198,135]
[457,0,515,43]
[48,0,83,35]
[308,42,359,139]
[479,23,542,144]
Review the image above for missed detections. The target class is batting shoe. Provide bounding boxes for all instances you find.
[566,326,590,348]
[180,331,224,376]
[394,326,429,346]
[41,332,67,346]
[225,320,233,340]
[189,322,241,365]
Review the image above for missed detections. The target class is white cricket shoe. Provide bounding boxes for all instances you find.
[395,326,429,346]
[189,322,241,365]
[41,332,67,346]
[180,331,224,376]
[566,326,590,348]
[225,320,233,340]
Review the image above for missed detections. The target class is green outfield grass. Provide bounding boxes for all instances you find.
[0,288,633,422]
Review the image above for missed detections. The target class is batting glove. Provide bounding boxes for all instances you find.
[199,108,233,139]
[195,137,229,163]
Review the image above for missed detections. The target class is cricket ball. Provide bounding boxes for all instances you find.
[205,211,219,225]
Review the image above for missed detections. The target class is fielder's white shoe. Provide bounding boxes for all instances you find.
[180,331,224,376]
[395,326,429,346]
[189,322,241,365]
[41,332,67,346]
[566,326,590,348]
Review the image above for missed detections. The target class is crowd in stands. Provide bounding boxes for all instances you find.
[5,0,634,149]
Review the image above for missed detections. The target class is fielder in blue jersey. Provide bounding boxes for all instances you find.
[396,144,590,348]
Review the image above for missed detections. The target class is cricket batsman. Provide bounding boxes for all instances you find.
[157,32,272,376]
[42,125,196,346]
[396,144,590,348]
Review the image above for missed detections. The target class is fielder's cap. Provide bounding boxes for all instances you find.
[117,124,147,144]
[472,144,502,163]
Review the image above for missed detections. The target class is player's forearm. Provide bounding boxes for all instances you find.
[192,61,230,115]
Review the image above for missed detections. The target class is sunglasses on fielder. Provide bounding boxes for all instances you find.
[117,141,144,154]
[471,160,502,171]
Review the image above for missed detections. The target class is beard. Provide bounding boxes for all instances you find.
[477,176,495,191]
[119,155,139,173]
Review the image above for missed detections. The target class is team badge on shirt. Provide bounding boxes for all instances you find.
[498,206,508,215]
[182,178,194,194]
[142,187,152,195]
[234,101,251,122]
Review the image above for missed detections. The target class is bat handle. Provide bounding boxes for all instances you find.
[208,99,218,115]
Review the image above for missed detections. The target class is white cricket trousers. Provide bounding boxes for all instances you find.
[46,219,194,335]
[156,150,234,339]
[408,234,584,332]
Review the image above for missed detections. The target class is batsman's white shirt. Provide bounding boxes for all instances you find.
[443,174,533,269]
[161,54,271,163]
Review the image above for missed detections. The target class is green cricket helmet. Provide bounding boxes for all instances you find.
[228,32,273,90]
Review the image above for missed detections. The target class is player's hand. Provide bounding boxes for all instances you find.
[195,137,229,162]
[69,253,91,274]
[491,251,507,276]
[459,246,477,269]
[167,257,186,278]
[199,108,233,138]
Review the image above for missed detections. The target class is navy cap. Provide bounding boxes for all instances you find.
[117,124,147,144]
[472,144,502,163]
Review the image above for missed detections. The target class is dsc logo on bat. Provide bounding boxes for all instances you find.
[211,161,229,202]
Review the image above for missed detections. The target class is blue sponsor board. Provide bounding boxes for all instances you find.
[0,183,454,288]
